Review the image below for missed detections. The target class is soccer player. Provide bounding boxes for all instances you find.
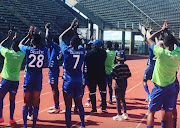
[146,21,180,128]
[59,18,85,128]
[0,30,25,125]
[143,27,156,102]
[105,41,116,104]
[112,51,131,121]
[19,26,47,128]
[84,39,107,113]
[45,23,61,113]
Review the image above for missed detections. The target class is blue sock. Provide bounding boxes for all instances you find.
[22,106,28,128]
[32,106,39,128]
[144,85,150,95]
[28,107,33,116]
[173,119,177,128]
[55,102,59,109]
[161,121,166,128]
[147,126,153,128]
[65,108,71,128]
[10,99,15,120]
[78,105,85,127]
[0,98,3,119]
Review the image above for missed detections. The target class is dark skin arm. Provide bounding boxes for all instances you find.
[59,18,78,43]
[0,30,12,46]
[147,21,168,47]
[45,23,52,44]
[19,26,33,48]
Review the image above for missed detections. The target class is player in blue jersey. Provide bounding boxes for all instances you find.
[59,18,85,128]
[143,27,156,102]
[45,23,62,113]
[18,26,47,128]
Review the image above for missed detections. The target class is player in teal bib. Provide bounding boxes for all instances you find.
[0,30,25,125]
[105,41,116,104]
[146,21,180,128]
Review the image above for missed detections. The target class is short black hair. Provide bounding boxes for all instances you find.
[70,35,81,48]
[163,34,175,47]
[32,34,41,45]
[106,41,112,49]
[114,43,119,50]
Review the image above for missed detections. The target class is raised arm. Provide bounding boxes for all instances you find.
[0,30,12,46]
[59,18,78,42]
[19,26,33,48]
[45,23,52,44]
[147,21,168,47]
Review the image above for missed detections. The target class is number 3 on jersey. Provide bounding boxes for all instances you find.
[28,54,44,68]
[73,55,80,69]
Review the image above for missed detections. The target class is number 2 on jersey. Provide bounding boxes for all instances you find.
[28,54,44,68]
[73,55,80,69]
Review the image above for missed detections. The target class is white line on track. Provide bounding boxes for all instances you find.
[136,112,148,128]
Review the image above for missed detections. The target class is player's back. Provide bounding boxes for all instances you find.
[47,42,61,71]
[105,49,116,74]
[0,47,25,81]
[63,45,85,80]
[24,46,47,78]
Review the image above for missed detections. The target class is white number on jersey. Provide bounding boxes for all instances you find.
[28,54,44,68]
[73,55,80,69]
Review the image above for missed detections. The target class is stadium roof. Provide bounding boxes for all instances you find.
[67,0,180,37]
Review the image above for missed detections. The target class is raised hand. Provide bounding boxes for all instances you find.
[45,23,51,29]
[28,26,33,37]
[8,30,12,37]
[13,32,17,40]
[33,27,37,34]
[71,18,78,28]
[162,20,168,30]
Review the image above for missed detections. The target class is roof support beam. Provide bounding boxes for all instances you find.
[74,3,104,30]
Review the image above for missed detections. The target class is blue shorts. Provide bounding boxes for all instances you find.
[106,74,112,87]
[23,77,42,92]
[63,80,84,99]
[0,78,19,94]
[148,83,176,112]
[174,78,179,108]
[143,66,154,81]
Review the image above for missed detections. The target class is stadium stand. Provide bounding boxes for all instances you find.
[0,0,87,41]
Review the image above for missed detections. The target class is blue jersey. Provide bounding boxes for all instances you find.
[46,41,61,72]
[147,44,156,67]
[60,41,85,81]
[20,45,47,79]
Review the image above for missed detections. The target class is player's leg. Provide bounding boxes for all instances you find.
[48,84,60,113]
[121,81,128,120]
[98,78,107,113]
[32,91,41,128]
[172,80,179,128]
[73,98,78,114]
[0,94,5,123]
[63,93,73,128]
[74,84,85,128]
[88,79,97,113]
[23,92,32,128]
[143,67,153,102]
[147,84,164,127]
[8,81,19,124]
[161,108,167,128]
[0,78,11,123]
[147,110,156,128]
[107,74,113,104]
[113,85,122,121]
